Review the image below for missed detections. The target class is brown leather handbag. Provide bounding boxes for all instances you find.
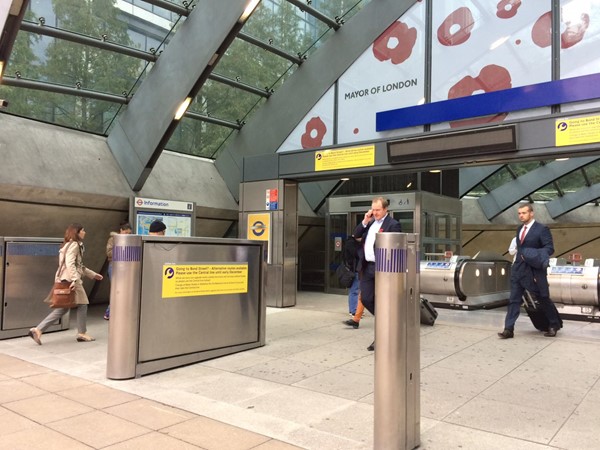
[50,280,77,308]
[49,242,77,308]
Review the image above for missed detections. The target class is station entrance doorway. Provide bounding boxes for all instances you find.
[325,192,462,294]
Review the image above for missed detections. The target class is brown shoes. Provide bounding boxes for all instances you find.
[28,328,42,345]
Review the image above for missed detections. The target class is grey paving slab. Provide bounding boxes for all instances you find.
[1,296,600,450]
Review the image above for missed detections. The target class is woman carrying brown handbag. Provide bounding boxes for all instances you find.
[28,223,103,345]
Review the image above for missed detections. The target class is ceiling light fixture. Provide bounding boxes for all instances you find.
[174,97,192,120]
[239,0,261,23]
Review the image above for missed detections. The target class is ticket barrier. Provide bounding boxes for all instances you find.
[0,237,69,339]
[107,234,266,379]
[420,253,511,310]
[548,258,600,322]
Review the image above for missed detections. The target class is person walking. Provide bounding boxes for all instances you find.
[498,204,561,339]
[344,235,361,315]
[353,196,401,350]
[28,223,103,344]
[103,221,132,320]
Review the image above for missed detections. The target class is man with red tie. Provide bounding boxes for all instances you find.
[498,204,561,339]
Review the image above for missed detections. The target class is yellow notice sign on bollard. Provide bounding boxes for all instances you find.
[162,263,248,298]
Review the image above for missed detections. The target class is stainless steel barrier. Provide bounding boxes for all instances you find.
[1,237,69,339]
[107,234,266,379]
[548,259,600,321]
[374,233,420,450]
[420,255,511,309]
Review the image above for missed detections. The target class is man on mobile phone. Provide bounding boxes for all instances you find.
[353,196,401,351]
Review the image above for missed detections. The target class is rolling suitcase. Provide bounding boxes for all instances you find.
[420,297,438,326]
[522,291,562,332]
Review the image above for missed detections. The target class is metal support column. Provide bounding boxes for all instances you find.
[106,234,142,380]
[374,232,420,450]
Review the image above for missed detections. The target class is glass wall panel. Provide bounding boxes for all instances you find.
[27,0,177,49]
[218,39,298,92]
[166,118,236,158]
[0,86,123,134]
[194,81,262,122]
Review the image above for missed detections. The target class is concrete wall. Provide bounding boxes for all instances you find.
[0,114,239,302]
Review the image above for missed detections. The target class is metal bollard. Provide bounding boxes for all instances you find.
[374,233,420,450]
[106,234,143,380]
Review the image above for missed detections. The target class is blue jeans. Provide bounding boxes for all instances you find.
[105,263,113,317]
[348,273,360,314]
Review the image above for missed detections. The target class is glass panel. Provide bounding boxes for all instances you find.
[584,160,600,185]
[217,39,298,92]
[393,211,414,233]
[450,216,458,240]
[193,80,263,122]
[483,166,514,191]
[531,183,559,202]
[0,86,123,133]
[555,169,587,196]
[241,0,324,58]
[463,183,487,198]
[8,33,145,96]
[27,0,178,49]
[435,214,449,239]
[165,118,237,158]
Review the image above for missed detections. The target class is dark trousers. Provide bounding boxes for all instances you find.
[359,262,376,315]
[505,277,560,330]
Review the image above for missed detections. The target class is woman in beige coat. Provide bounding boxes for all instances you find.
[28,223,103,344]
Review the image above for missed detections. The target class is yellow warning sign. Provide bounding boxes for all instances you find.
[247,213,270,241]
[556,115,600,147]
[314,145,375,172]
[162,263,248,298]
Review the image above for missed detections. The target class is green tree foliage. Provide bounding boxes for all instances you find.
[168,0,317,157]
[43,0,141,132]
[1,0,142,133]
[0,9,44,117]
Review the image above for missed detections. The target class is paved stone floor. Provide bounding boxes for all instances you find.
[1,291,600,449]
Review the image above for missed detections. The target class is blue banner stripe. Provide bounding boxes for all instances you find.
[114,245,142,262]
[6,243,60,256]
[376,73,600,131]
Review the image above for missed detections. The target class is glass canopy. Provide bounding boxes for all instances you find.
[1,0,367,157]
[1,0,598,212]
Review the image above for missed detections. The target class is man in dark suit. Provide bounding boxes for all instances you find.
[498,204,561,339]
[353,196,402,350]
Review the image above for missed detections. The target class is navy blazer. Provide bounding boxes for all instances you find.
[513,221,554,297]
[353,214,402,272]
